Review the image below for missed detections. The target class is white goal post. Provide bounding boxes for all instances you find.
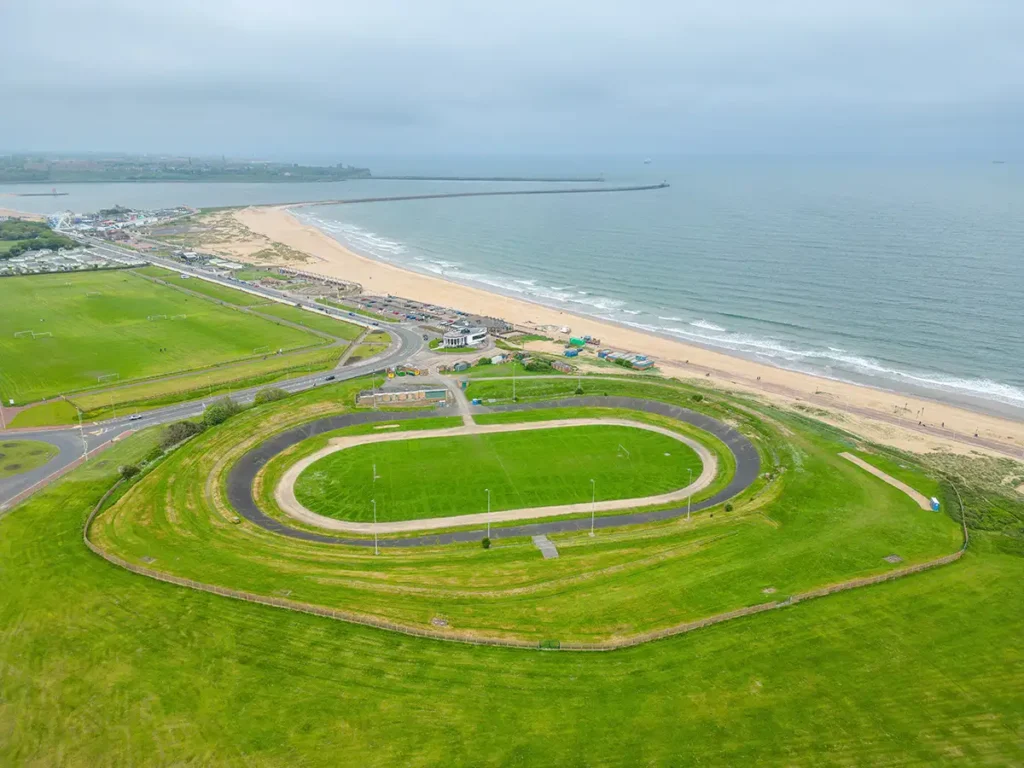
[253,346,271,354]
[170,314,187,320]
[617,444,631,459]
[147,314,168,321]
[32,331,52,338]
[97,373,120,384]
[13,330,33,338]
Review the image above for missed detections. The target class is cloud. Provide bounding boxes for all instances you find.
[1,0,1022,155]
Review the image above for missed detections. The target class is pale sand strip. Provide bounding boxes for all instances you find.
[275,418,716,534]
[233,205,1024,457]
[839,452,931,510]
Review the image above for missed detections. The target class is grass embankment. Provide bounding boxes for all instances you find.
[294,424,702,522]
[92,377,963,644]
[0,270,322,405]
[134,265,268,306]
[0,439,58,478]
[317,297,399,323]
[347,331,390,363]
[2,389,1022,763]
[251,302,364,339]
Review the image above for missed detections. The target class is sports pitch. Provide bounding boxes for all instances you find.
[293,424,704,522]
[0,271,325,404]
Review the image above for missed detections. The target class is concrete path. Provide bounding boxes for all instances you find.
[275,417,717,534]
[839,452,932,510]
[532,535,559,559]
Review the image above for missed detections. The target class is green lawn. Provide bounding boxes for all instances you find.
[2,418,1022,764]
[346,331,390,363]
[8,399,80,428]
[252,302,365,339]
[91,377,965,646]
[0,271,323,404]
[0,439,58,478]
[294,424,703,522]
[134,265,268,306]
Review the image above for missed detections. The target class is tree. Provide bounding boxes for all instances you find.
[161,420,204,449]
[203,397,242,427]
[254,387,288,405]
[119,464,140,480]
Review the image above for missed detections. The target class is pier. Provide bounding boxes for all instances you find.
[285,183,670,209]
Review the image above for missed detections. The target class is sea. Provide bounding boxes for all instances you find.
[4,155,1023,418]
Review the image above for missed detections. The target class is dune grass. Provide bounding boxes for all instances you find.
[294,424,703,522]
[2,405,1021,764]
[0,270,323,405]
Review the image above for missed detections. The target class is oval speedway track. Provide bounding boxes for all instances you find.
[227,396,761,547]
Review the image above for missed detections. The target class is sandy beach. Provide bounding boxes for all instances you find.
[228,205,1024,459]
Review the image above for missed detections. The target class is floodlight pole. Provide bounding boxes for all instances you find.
[372,499,378,556]
[485,488,491,538]
[0,403,5,431]
[687,467,693,520]
[77,408,88,462]
[109,392,116,420]
[590,478,596,536]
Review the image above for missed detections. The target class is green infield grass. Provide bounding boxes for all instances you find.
[0,271,323,404]
[0,439,58,478]
[294,424,703,522]
[251,302,365,339]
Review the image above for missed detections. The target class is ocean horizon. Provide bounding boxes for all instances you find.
[5,156,1023,418]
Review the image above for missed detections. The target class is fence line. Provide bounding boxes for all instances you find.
[84,474,970,652]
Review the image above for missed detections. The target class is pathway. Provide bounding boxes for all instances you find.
[839,452,932,510]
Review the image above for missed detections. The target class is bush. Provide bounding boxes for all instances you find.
[725,503,733,512]
[254,387,288,405]
[119,464,140,480]
[476,357,492,366]
[481,537,491,549]
[160,420,204,449]
[203,397,242,427]
[691,393,704,402]
[143,446,164,464]
[575,386,584,395]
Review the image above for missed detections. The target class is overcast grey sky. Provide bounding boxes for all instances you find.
[2,0,1022,157]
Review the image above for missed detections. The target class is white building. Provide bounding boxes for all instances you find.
[442,326,488,349]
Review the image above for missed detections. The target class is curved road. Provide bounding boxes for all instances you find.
[0,317,424,514]
[227,396,761,547]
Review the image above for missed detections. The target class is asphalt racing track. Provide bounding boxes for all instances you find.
[228,396,761,547]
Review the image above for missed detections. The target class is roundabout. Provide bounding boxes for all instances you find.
[228,396,762,546]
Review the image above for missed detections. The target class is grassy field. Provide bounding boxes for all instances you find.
[251,302,365,339]
[91,377,964,645]
[0,439,58,478]
[0,270,323,404]
[2,388,1021,763]
[346,331,390,363]
[294,424,703,522]
[7,399,80,428]
[134,265,269,306]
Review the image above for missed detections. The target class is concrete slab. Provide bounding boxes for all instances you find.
[532,535,559,559]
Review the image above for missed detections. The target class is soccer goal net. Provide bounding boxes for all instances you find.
[170,314,187,320]
[13,330,33,338]
[147,314,168,321]
[97,373,120,384]
[617,444,631,459]
[253,346,271,354]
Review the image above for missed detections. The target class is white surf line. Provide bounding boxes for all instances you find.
[274,418,717,534]
[839,452,931,510]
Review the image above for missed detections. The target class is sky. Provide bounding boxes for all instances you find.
[2,0,1023,158]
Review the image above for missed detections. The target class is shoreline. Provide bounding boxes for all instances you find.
[233,205,1024,458]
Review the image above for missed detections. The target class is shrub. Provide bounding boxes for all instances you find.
[160,420,204,449]
[481,537,491,549]
[254,387,288,405]
[203,397,242,427]
[119,464,140,480]
[575,386,584,395]
[691,393,704,402]
[725,503,734,512]
[143,446,164,464]
[476,357,492,366]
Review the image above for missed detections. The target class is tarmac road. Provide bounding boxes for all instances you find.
[226,396,761,547]
[0,321,423,513]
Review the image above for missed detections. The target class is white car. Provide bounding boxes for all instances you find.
[129,414,143,421]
